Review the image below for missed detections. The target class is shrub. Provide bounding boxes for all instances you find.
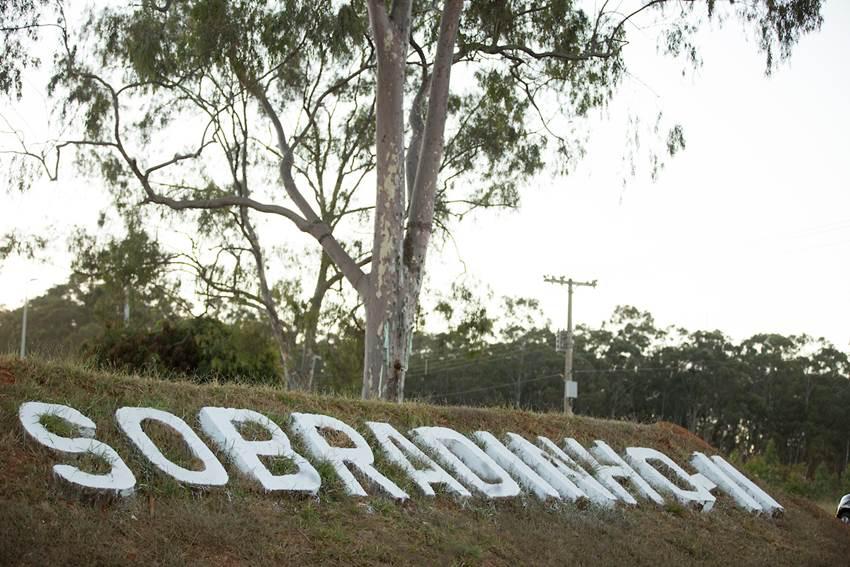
[83,317,281,383]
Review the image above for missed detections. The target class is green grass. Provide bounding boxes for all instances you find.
[75,450,114,475]
[257,455,299,476]
[2,356,850,566]
[234,420,273,441]
[39,413,81,438]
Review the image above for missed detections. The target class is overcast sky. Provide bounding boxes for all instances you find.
[424,1,850,347]
[1,1,848,349]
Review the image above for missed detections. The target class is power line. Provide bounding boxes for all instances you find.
[413,348,745,381]
[411,341,522,358]
[574,366,682,374]
[414,364,729,403]
[408,348,524,374]
[409,340,555,368]
[418,372,563,401]
[406,344,556,377]
[410,337,750,385]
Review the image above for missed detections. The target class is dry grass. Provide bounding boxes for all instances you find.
[1,356,849,566]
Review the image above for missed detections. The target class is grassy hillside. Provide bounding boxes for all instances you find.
[1,356,848,566]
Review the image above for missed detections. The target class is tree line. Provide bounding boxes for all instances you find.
[3,266,848,489]
[407,303,850,496]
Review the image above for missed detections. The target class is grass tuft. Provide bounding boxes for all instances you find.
[39,413,80,438]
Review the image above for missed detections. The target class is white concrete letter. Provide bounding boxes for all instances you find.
[625,447,715,511]
[474,431,559,500]
[366,421,469,497]
[505,433,586,502]
[536,437,618,507]
[410,426,520,499]
[690,452,761,512]
[199,407,320,494]
[562,438,637,505]
[116,407,228,487]
[694,453,783,515]
[589,441,664,505]
[19,401,136,496]
[290,413,408,500]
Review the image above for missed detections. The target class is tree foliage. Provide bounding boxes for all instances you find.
[407,304,850,486]
[0,283,96,356]
[69,213,182,327]
[0,0,826,400]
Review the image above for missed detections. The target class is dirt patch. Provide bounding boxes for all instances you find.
[319,427,357,448]
[140,419,206,471]
[656,421,714,452]
[0,365,15,385]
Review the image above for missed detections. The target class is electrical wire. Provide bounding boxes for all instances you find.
[418,372,563,401]
[409,340,553,367]
[414,363,729,402]
[406,344,557,377]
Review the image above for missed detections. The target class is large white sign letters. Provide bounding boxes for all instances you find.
[18,400,783,516]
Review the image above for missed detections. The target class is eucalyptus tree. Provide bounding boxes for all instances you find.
[69,213,185,328]
[1,0,824,400]
[0,232,47,265]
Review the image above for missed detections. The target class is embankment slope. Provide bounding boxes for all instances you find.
[1,357,847,565]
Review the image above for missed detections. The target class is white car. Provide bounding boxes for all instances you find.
[837,494,850,523]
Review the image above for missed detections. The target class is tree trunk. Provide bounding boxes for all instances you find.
[238,205,292,389]
[363,290,414,401]
[123,285,131,326]
[298,254,332,391]
[392,0,463,402]
[362,2,410,401]
[267,310,292,387]
[361,0,462,402]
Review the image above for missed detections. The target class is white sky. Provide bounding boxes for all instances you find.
[1,1,848,349]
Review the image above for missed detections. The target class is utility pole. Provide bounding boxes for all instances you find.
[515,341,526,409]
[19,292,29,358]
[19,277,38,358]
[123,285,131,327]
[544,275,597,415]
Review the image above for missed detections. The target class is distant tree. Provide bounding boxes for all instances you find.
[69,213,184,329]
[0,282,94,356]
[408,298,850,482]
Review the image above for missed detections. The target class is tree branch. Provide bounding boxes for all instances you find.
[405,33,430,204]
[142,192,309,228]
[248,81,370,297]
[403,0,464,274]
[144,139,216,176]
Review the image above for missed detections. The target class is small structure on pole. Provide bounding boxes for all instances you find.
[544,275,597,415]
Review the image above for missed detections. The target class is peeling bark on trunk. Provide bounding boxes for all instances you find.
[361,0,463,402]
[362,0,410,401]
